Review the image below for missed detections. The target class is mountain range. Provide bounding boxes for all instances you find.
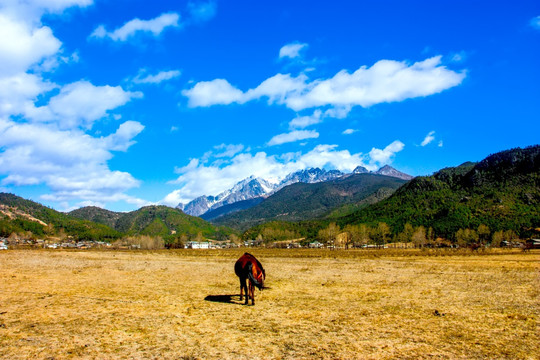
[211,173,408,230]
[177,165,413,217]
[1,145,537,243]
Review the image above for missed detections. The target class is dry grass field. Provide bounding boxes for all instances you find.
[0,249,538,359]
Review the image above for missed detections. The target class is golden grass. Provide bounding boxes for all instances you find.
[0,249,538,359]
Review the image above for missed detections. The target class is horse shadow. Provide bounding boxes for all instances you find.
[204,294,244,305]
[204,288,271,305]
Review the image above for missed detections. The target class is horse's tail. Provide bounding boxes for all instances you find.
[247,262,264,290]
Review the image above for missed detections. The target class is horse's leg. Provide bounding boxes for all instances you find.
[249,280,255,305]
[241,277,249,305]
[239,277,244,301]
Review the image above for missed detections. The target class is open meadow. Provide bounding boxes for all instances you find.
[0,249,538,359]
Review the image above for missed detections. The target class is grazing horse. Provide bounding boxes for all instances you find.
[235,253,265,305]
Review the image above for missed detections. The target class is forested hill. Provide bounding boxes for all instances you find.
[70,205,235,240]
[0,193,234,241]
[337,145,540,238]
[0,193,121,241]
[69,206,122,229]
[213,173,407,231]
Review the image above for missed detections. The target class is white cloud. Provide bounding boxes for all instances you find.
[342,129,357,135]
[29,80,142,129]
[213,143,245,158]
[0,0,93,24]
[0,13,61,76]
[183,78,245,107]
[0,72,55,118]
[163,140,403,205]
[246,73,309,104]
[183,56,466,112]
[90,12,180,41]
[438,140,443,147]
[287,107,352,130]
[530,16,540,30]
[104,120,145,151]
[188,1,217,23]
[0,117,146,206]
[289,109,322,129]
[421,131,436,146]
[279,42,308,59]
[268,130,319,146]
[0,0,149,209]
[368,140,405,166]
[132,69,181,84]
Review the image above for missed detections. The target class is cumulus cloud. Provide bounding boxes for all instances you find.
[0,0,93,23]
[267,130,319,146]
[183,78,245,107]
[132,69,181,84]
[183,56,466,112]
[163,140,403,205]
[421,131,436,146]
[368,140,405,166]
[0,117,147,206]
[90,12,180,41]
[104,120,145,151]
[0,13,61,76]
[342,128,357,135]
[0,0,149,209]
[279,42,308,59]
[28,80,142,129]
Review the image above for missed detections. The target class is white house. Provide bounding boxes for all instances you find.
[185,241,210,249]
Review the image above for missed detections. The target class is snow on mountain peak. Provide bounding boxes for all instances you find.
[177,166,413,216]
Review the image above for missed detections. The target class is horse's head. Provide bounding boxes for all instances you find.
[249,261,265,290]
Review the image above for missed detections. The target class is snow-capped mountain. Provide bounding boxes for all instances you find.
[177,166,413,216]
[352,165,369,174]
[178,176,275,216]
[374,165,414,180]
[275,168,344,190]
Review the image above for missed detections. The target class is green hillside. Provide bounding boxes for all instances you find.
[337,145,540,239]
[213,173,407,231]
[0,193,122,241]
[69,206,122,228]
[114,205,234,239]
[1,194,235,243]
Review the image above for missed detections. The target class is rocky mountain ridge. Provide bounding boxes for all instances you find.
[177,165,413,216]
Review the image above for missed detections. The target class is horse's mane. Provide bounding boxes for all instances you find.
[244,252,265,278]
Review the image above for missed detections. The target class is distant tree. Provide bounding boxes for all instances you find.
[455,228,479,247]
[426,227,435,246]
[228,233,240,244]
[492,230,504,246]
[318,223,340,246]
[194,232,204,242]
[358,224,371,247]
[397,223,414,243]
[412,226,427,248]
[503,230,519,242]
[477,224,490,245]
[371,222,390,247]
[343,224,360,248]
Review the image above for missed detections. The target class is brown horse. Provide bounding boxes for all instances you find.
[234,252,265,305]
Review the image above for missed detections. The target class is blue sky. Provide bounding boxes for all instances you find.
[0,0,539,212]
